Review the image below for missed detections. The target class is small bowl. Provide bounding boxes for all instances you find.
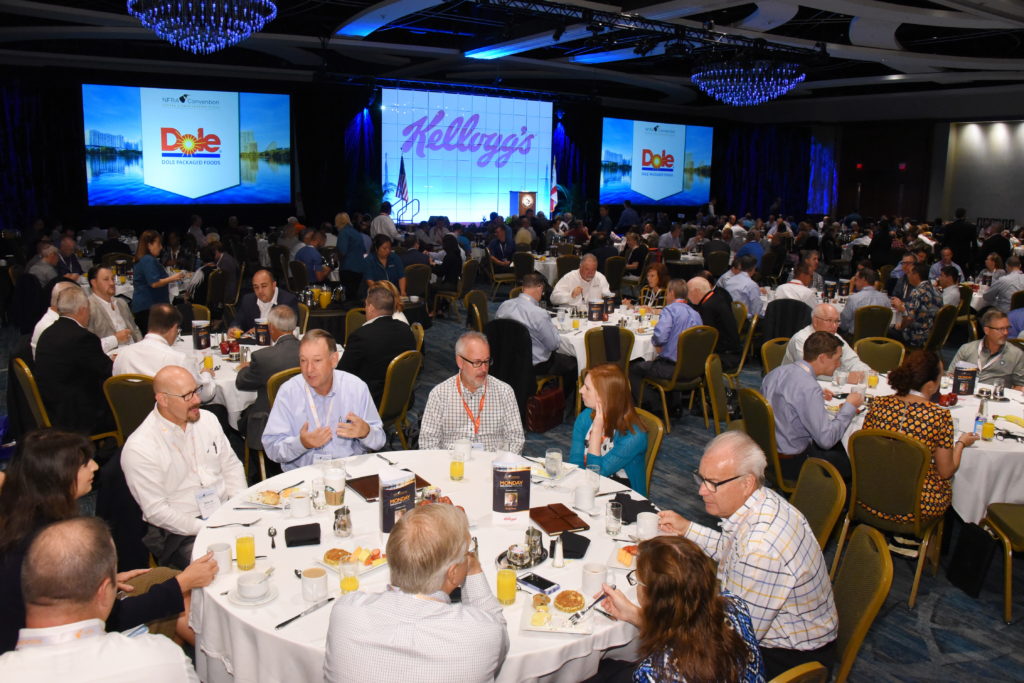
[409,295,420,303]
[237,572,269,599]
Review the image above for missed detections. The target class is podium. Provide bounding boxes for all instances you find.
[509,191,537,218]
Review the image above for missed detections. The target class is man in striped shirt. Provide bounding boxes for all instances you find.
[658,432,838,679]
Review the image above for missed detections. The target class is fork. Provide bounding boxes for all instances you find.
[207,518,261,529]
[570,588,613,626]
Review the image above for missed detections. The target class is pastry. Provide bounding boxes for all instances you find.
[323,548,351,566]
[532,593,551,609]
[553,589,585,613]
[256,490,280,506]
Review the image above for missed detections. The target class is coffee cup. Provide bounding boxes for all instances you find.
[207,542,232,575]
[289,492,312,518]
[301,567,328,602]
[573,485,595,512]
[237,572,269,599]
[581,563,606,597]
[324,468,346,506]
[636,512,659,540]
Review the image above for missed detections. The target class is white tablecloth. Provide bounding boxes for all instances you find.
[556,311,657,375]
[191,451,642,683]
[533,255,558,283]
[173,336,258,430]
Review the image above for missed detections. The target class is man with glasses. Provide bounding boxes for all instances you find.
[951,310,1024,390]
[657,431,837,679]
[122,365,246,569]
[782,303,869,381]
[887,253,919,301]
[419,331,525,453]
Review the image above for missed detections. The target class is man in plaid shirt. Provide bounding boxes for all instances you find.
[658,432,838,679]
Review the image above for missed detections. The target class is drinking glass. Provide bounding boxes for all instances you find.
[450,449,466,481]
[992,379,1005,399]
[311,477,326,511]
[544,449,563,478]
[586,464,601,494]
[867,370,879,390]
[605,502,623,536]
[496,569,517,606]
[940,372,953,393]
[340,556,360,594]
[235,533,256,571]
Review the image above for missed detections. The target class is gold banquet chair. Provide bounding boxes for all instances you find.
[464,289,489,332]
[854,337,905,374]
[737,387,794,495]
[768,662,828,683]
[981,503,1024,623]
[344,307,366,346]
[635,408,665,496]
[637,325,717,434]
[377,350,423,450]
[790,458,847,550]
[760,337,789,374]
[434,258,479,318]
[245,367,301,481]
[852,305,893,343]
[297,302,310,334]
[410,322,425,353]
[104,374,155,446]
[12,359,118,444]
[705,354,741,435]
[575,326,635,415]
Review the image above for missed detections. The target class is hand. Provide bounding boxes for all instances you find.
[847,371,865,384]
[891,298,905,313]
[466,549,482,576]
[176,551,218,592]
[227,327,242,339]
[571,286,583,298]
[822,388,834,401]
[115,328,132,344]
[336,413,371,440]
[657,510,690,536]
[300,421,332,449]
[116,568,151,593]
[846,391,864,409]
[959,433,980,447]
[201,367,215,378]
[172,271,187,282]
[236,361,250,371]
[599,583,641,626]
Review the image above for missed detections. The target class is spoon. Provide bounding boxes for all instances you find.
[256,566,276,583]
[268,526,277,549]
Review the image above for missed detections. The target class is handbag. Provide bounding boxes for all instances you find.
[946,522,998,598]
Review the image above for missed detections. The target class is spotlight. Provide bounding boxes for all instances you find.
[815,41,828,57]
[633,40,654,56]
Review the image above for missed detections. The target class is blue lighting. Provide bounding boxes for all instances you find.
[337,20,379,38]
[465,46,523,60]
[691,60,805,107]
[127,0,277,55]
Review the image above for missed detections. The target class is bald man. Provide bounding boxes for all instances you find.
[782,303,869,381]
[687,276,742,371]
[30,280,78,358]
[122,366,246,569]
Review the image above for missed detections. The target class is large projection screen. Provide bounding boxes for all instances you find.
[599,117,713,206]
[380,88,553,222]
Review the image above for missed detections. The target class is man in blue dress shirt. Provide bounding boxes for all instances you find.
[294,228,331,283]
[839,268,891,336]
[262,329,386,470]
[629,279,703,403]
[722,255,762,319]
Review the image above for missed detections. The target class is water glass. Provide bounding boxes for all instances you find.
[586,464,601,494]
[940,372,953,393]
[605,502,623,536]
[544,449,563,478]
[833,370,849,387]
[310,477,326,511]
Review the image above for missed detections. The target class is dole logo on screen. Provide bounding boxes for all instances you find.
[161,127,221,157]
[641,149,674,172]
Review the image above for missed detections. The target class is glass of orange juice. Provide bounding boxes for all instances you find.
[340,556,360,593]
[496,569,517,606]
[203,354,214,372]
[867,370,879,390]
[450,449,465,481]
[236,533,256,571]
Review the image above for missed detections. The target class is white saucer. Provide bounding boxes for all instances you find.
[226,585,278,606]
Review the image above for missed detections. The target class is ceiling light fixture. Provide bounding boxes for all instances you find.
[691,59,805,106]
[126,0,277,55]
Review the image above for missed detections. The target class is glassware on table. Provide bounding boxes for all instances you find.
[544,449,563,478]
[333,506,352,538]
[833,370,849,387]
[606,501,623,536]
[586,464,601,494]
[867,370,879,390]
[340,556,360,593]
[940,372,953,393]
[202,354,214,372]
[572,317,580,330]
[851,384,867,402]
[324,467,346,506]
[982,420,996,441]
[311,477,326,511]
[496,568,517,606]
[235,533,256,571]
[992,379,1005,399]
[450,449,466,481]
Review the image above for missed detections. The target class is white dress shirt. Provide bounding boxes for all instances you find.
[92,293,132,353]
[550,269,613,308]
[122,408,246,536]
[370,214,400,241]
[0,619,198,682]
[256,288,280,322]
[773,280,818,310]
[782,324,869,376]
[30,308,59,359]
[112,334,216,403]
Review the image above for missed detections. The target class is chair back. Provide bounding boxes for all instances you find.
[455,259,479,298]
[104,374,154,445]
[760,337,790,374]
[191,303,211,321]
[758,250,778,285]
[705,354,736,435]
[267,245,289,281]
[464,289,489,331]
[557,243,575,256]
[267,367,301,407]
[878,263,894,286]
[512,252,536,281]
[728,314,759,379]
[848,429,933,535]
[923,304,957,352]
[204,268,227,311]
[287,260,308,292]
[662,248,681,263]
[957,283,973,317]
[344,307,366,345]
[832,525,893,683]
[1012,289,1024,311]
[484,318,535,420]
[555,255,580,283]
[769,662,829,683]
[761,298,812,340]
[635,408,665,495]
[854,337,905,373]
[377,350,423,424]
[1009,338,1024,353]
[853,305,893,342]
[508,286,523,300]
[410,322,425,352]
[730,301,748,332]
[12,358,51,430]
[790,458,847,550]
[737,387,793,493]
[706,250,730,278]
[404,264,431,300]
[668,326,718,386]
[296,302,310,334]
[583,326,635,373]
[603,256,626,291]
[230,262,246,305]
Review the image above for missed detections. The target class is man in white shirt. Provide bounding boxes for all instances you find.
[0,518,199,682]
[936,266,962,308]
[30,280,77,358]
[782,304,868,381]
[774,264,818,310]
[370,201,400,241]
[550,254,613,308]
[87,265,142,354]
[324,504,508,683]
[122,365,246,568]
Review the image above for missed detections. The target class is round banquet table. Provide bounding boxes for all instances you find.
[556,309,657,375]
[532,254,558,284]
[172,335,258,430]
[664,257,704,280]
[827,377,1024,524]
[191,450,642,683]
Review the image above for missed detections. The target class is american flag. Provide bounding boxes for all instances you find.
[396,156,409,202]
[550,155,557,213]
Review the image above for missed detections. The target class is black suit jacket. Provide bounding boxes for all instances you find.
[235,334,300,443]
[231,288,299,332]
[34,317,113,434]
[337,316,416,407]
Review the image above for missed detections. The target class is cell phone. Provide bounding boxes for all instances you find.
[517,572,560,595]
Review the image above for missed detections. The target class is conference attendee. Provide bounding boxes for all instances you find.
[186,214,207,249]
[34,286,114,434]
[941,208,976,271]
[979,252,1007,284]
[634,262,668,309]
[338,286,416,406]
[336,212,366,301]
[419,331,525,453]
[132,230,185,332]
[362,233,407,297]
[487,224,515,274]
[888,252,919,301]
[657,432,837,678]
[762,331,863,479]
[430,233,462,306]
[687,276,742,371]
[683,227,707,252]
[122,366,246,568]
[929,247,963,281]
[95,228,133,260]
[702,229,731,259]
[616,199,640,230]
[295,228,331,283]
[399,235,430,268]
[735,230,764,269]
[950,310,1024,390]
[622,231,649,276]
[1010,306,1024,339]
[658,224,682,249]
[774,263,817,310]
[980,222,1012,265]
[210,240,239,301]
[228,269,299,336]
[160,231,192,271]
[982,256,1024,313]
[783,304,869,380]
[839,268,890,336]
[599,535,764,683]
[937,265,962,308]
[596,205,613,233]
[87,265,142,354]
[786,250,824,291]
[28,244,59,286]
[369,201,399,242]
[568,364,648,495]
[262,330,385,470]
[721,255,762,320]
[30,280,78,358]
[629,279,702,403]
[891,263,943,348]
[0,518,200,682]
[55,236,83,280]
[235,305,300,448]
[550,253,613,309]
[324,504,508,683]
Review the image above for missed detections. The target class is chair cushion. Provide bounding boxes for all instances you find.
[988,503,1024,550]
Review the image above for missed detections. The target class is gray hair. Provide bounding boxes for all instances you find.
[705,431,767,486]
[40,245,58,258]
[455,330,488,357]
[667,279,688,300]
[365,286,396,315]
[55,285,88,316]
[580,254,598,266]
[300,328,337,353]
[687,276,711,298]
[49,280,77,307]
[267,304,297,333]
[386,504,469,594]
[23,517,116,607]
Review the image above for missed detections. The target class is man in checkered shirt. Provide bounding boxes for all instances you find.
[658,432,838,679]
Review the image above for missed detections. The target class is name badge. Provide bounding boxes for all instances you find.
[195,486,220,520]
[471,442,486,451]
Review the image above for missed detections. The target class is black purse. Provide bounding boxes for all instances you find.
[946,522,998,598]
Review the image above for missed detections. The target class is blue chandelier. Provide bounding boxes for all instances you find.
[127,0,278,55]
[691,59,805,107]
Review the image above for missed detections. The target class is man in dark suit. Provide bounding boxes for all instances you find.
[212,240,240,304]
[235,305,300,447]
[35,285,114,434]
[338,286,416,406]
[941,207,977,274]
[227,268,299,336]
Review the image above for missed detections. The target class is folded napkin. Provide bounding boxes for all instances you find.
[548,531,591,560]
[284,522,321,547]
[612,493,658,525]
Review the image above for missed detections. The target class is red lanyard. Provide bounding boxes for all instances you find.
[456,376,487,434]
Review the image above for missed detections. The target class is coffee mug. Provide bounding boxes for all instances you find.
[636,512,659,540]
[301,567,328,602]
[581,563,606,598]
[324,468,346,506]
[573,485,595,512]
[289,492,312,518]
[207,542,232,575]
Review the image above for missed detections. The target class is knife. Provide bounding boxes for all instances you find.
[274,597,334,630]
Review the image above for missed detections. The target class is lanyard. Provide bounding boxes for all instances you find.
[17,621,105,649]
[303,381,328,429]
[977,341,1003,372]
[456,376,487,435]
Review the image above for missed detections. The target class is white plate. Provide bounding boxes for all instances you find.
[519,602,594,635]
[226,585,278,607]
[530,462,579,482]
[607,543,638,571]
[315,553,389,577]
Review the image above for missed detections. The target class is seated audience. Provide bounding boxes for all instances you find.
[636,262,668,309]
[568,364,648,495]
[399,235,430,267]
[431,234,463,303]
[487,225,515,274]
[262,330,385,470]
[982,256,1024,312]
[362,233,407,296]
[95,228,133,260]
[937,265,962,308]
[783,304,869,381]
[658,224,682,249]
[657,432,837,678]
[122,366,247,568]
[419,331,525,453]
[721,256,762,320]
[211,240,239,300]
[338,286,417,406]
[1009,306,1024,339]
[55,236,84,280]
[687,275,742,370]
[228,269,299,336]
[774,263,817,310]
[891,263,943,348]
[550,254,613,309]
[701,229,731,259]
[978,252,1006,285]
[950,310,1024,390]
[585,232,617,270]
[29,280,77,358]
[235,305,300,448]
[622,232,649,275]
[87,265,142,353]
[839,268,889,336]
[374,279,410,324]
[28,245,59,286]
[629,279,703,403]
[787,250,824,291]
[888,253,918,302]
[928,246,964,281]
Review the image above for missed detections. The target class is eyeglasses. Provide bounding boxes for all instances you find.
[985,326,1011,332]
[692,470,744,493]
[161,386,200,401]
[459,355,493,368]
[814,316,840,325]
[626,569,645,587]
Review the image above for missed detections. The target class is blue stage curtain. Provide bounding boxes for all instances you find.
[0,78,60,233]
[807,127,838,215]
[713,124,811,218]
[552,105,599,219]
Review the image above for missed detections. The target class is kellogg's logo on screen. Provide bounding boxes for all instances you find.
[161,127,222,157]
[401,110,534,168]
[641,149,674,172]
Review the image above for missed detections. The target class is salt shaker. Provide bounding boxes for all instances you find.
[333,506,352,538]
[552,535,565,568]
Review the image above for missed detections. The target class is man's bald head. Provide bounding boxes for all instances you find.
[686,276,711,305]
[153,365,194,394]
[811,304,841,332]
[22,517,116,615]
